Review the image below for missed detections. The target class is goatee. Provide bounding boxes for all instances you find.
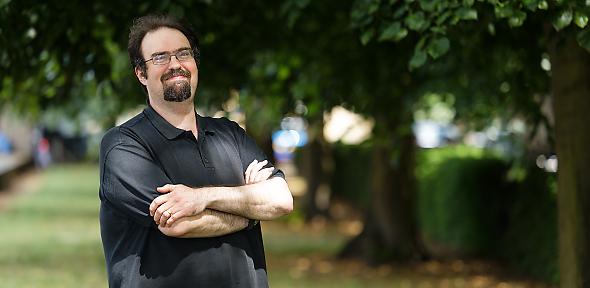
[163,81,191,102]
[161,68,192,102]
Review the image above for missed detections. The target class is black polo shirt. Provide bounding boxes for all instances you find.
[99,106,283,287]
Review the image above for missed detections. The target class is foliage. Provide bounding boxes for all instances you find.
[349,0,590,69]
[327,142,373,206]
[0,0,287,123]
[416,146,558,282]
[502,166,558,283]
[416,146,510,256]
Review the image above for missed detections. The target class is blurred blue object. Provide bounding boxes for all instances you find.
[0,132,13,154]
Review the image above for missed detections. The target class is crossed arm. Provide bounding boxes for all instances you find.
[153,160,293,238]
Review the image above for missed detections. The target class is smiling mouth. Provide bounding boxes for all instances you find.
[167,76,188,81]
[161,68,191,82]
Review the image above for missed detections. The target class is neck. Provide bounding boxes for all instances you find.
[150,99,198,136]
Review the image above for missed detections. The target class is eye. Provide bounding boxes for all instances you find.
[177,50,193,60]
[152,54,169,64]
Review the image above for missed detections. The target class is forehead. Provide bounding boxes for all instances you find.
[141,27,191,57]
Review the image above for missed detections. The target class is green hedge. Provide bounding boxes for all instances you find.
[324,144,557,283]
[501,167,558,283]
[416,146,510,256]
[416,146,558,283]
[329,143,372,206]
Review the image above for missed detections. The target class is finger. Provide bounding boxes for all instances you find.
[156,184,174,194]
[154,201,173,224]
[254,168,273,183]
[245,160,258,184]
[157,206,173,226]
[149,194,168,216]
[245,160,257,176]
[251,160,268,182]
[254,160,268,173]
[159,208,173,227]
[258,168,274,181]
[165,211,182,227]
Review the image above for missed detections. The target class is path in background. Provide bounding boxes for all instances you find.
[0,164,555,288]
[0,168,40,210]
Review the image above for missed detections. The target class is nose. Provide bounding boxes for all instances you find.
[168,55,182,69]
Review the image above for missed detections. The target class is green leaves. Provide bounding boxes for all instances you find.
[405,11,429,31]
[427,37,450,59]
[361,28,376,45]
[553,9,573,30]
[508,11,527,27]
[409,36,450,70]
[351,0,380,28]
[379,21,408,41]
[493,3,526,27]
[537,1,548,10]
[456,7,478,20]
[574,11,588,28]
[409,48,427,70]
[494,5,515,19]
[0,0,11,8]
[577,28,590,52]
[418,0,437,12]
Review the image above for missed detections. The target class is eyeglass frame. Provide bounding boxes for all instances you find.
[143,48,197,66]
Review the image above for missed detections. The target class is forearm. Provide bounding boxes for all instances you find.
[158,209,248,238]
[202,177,293,220]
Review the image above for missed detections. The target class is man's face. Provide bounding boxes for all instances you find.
[136,27,198,103]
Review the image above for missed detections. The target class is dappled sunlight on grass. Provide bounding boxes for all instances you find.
[263,212,555,288]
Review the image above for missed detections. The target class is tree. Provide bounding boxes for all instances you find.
[0,0,286,124]
[349,0,590,286]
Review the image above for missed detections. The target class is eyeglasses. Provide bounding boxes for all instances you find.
[144,49,195,65]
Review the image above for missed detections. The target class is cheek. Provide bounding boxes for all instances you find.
[147,70,164,85]
[192,69,199,84]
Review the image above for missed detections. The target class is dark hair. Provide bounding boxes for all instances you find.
[127,14,200,77]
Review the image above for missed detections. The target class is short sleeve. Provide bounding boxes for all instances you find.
[230,121,285,180]
[100,132,172,227]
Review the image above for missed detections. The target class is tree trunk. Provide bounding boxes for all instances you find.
[300,137,327,219]
[549,34,590,288]
[300,120,332,220]
[340,133,424,262]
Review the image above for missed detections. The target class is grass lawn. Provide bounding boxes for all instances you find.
[0,164,105,287]
[0,164,554,288]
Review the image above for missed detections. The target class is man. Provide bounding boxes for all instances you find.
[99,14,293,287]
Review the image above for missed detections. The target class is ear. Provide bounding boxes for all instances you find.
[135,66,148,86]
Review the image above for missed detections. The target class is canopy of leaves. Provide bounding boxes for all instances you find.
[0,0,286,124]
[349,0,590,69]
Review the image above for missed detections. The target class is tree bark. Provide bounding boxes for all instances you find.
[549,34,590,288]
[340,132,423,262]
[299,120,332,220]
[300,137,327,219]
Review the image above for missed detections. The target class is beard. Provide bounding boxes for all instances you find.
[163,80,191,102]
[161,69,192,102]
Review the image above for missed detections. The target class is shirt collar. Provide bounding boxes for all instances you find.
[143,105,213,140]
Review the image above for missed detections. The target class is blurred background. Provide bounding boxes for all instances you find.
[1,0,589,287]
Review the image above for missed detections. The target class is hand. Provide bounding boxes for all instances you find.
[245,159,274,184]
[149,184,207,227]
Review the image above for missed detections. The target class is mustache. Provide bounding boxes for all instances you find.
[161,69,191,81]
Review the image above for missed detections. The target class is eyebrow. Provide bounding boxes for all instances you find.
[149,47,192,57]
